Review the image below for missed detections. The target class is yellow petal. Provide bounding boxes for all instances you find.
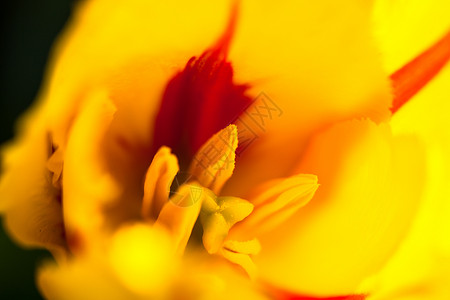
[224,0,392,196]
[255,119,425,296]
[141,146,179,220]
[40,0,234,152]
[373,0,450,73]
[189,124,238,194]
[155,183,203,255]
[359,58,450,300]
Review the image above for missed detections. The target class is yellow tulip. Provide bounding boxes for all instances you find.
[1,0,449,299]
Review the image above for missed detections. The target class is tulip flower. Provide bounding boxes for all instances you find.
[1,0,449,299]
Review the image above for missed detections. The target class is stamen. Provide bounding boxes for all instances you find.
[154,183,203,255]
[223,239,261,255]
[231,174,318,238]
[141,147,179,220]
[390,31,450,113]
[220,247,258,280]
[188,124,238,194]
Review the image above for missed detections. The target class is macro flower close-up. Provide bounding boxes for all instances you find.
[1,0,450,299]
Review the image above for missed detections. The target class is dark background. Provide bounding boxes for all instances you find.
[1,0,72,298]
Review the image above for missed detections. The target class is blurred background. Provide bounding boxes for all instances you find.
[1,0,72,298]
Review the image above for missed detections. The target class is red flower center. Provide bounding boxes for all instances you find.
[151,5,252,168]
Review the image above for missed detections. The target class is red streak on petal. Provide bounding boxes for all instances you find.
[266,284,367,300]
[285,295,366,300]
[151,3,252,166]
[390,30,450,114]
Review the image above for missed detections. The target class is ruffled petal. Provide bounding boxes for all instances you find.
[0,108,66,257]
[62,88,120,252]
